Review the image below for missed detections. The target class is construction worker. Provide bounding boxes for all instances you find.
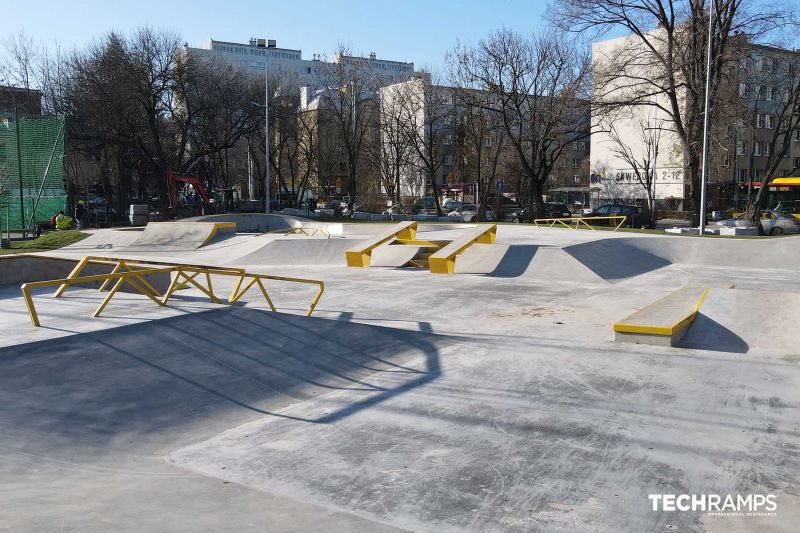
[55,210,73,231]
[74,200,86,229]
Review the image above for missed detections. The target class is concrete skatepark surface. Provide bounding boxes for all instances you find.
[1,216,799,532]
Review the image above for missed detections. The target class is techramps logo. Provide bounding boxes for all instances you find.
[649,493,778,518]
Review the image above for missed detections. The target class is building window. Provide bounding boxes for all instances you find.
[766,86,775,101]
[794,130,800,142]
[754,141,762,156]
[736,168,748,182]
[794,157,800,168]
[444,154,453,166]
[736,140,747,155]
[756,114,765,128]
[572,158,581,168]
[572,175,581,185]
[738,117,748,128]
[765,114,775,129]
[739,83,748,98]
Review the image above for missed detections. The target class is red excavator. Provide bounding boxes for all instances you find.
[167,171,210,213]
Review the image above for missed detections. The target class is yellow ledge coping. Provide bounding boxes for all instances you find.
[345,221,417,267]
[613,287,710,336]
[428,224,497,274]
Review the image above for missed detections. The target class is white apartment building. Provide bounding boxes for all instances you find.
[186,38,418,88]
[590,33,688,208]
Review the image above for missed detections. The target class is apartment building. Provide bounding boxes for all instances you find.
[186,38,418,88]
[591,32,800,211]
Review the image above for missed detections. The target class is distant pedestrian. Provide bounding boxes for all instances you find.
[74,200,86,229]
[55,210,73,231]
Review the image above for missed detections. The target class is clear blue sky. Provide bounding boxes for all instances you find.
[8,0,550,69]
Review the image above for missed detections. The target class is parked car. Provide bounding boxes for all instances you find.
[511,203,572,223]
[441,198,463,212]
[447,203,496,222]
[759,210,800,235]
[589,203,651,228]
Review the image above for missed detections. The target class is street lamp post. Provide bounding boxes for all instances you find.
[264,50,271,214]
[699,1,716,234]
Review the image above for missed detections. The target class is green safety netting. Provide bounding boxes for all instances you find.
[0,115,66,230]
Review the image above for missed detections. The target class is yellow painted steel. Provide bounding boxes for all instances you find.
[21,255,325,326]
[612,287,710,336]
[199,221,237,246]
[345,221,417,267]
[533,216,628,232]
[267,226,331,238]
[428,224,497,275]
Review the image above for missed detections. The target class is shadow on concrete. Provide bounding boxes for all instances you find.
[564,239,671,281]
[488,245,539,278]
[0,307,451,452]
[676,313,749,354]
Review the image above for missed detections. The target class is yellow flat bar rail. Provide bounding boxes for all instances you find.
[613,287,709,344]
[346,221,417,267]
[267,226,331,238]
[23,255,325,326]
[428,224,497,274]
[533,216,627,232]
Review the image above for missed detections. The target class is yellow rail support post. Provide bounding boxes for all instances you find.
[428,224,497,274]
[533,216,627,232]
[345,221,417,267]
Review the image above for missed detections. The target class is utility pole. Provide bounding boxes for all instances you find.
[699,1,715,235]
[264,48,271,214]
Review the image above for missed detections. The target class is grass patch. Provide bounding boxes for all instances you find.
[0,230,89,255]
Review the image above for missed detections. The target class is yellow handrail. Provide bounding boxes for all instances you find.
[533,216,628,232]
[22,256,325,326]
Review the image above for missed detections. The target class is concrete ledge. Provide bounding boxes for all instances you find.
[428,224,497,274]
[345,221,417,267]
[614,286,709,347]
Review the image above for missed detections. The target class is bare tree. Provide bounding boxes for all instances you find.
[607,118,663,227]
[448,47,508,220]
[459,29,591,220]
[1,30,39,107]
[315,46,379,214]
[375,82,414,206]
[387,72,453,216]
[551,0,795,225]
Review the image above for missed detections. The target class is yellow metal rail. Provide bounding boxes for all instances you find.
[267,226,331,238]
[346,221,417,267]
[22,256,324,327]
[428,224,497,274]
[533,216,628,232]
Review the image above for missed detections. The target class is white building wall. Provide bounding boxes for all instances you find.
[590,33,687,205]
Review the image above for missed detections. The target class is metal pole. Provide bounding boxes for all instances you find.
[14,109,25,231]
[264,49,271,214]
[699,1,715,235]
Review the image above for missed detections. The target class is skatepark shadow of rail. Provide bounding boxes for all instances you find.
[0,307,450,453]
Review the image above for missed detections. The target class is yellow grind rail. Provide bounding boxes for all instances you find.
[267,226,331,238]
[345,221,417,267]
[428,224,497,274]
[22,256,324,327]
[533,216,628,232]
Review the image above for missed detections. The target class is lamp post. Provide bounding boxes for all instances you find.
[264,50,271,214]
[699,1,716,234]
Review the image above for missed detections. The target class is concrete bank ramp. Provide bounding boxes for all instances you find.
[235,238,356,266]
[186,213,304,233]
[564,235,800,281]
[452,243,605,282]
[125,221,235,251]
[679,287,800,355]
[58,227,144,252]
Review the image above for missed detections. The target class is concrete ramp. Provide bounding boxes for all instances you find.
[125,221,235,251]
[58,228,144,252]
[679,287,800,355]
[236,238,356,266]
